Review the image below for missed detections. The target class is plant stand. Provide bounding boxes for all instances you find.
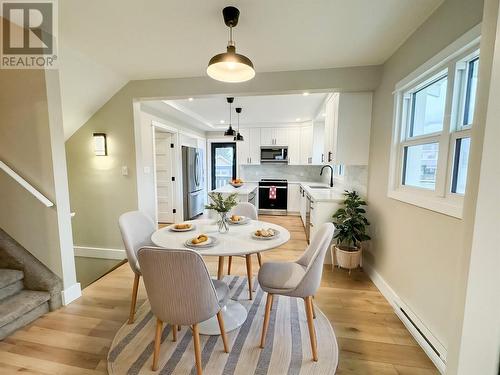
[331,245,363,274]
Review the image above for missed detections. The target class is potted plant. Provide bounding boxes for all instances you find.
[331,190,371,273]
[205,192,238,233]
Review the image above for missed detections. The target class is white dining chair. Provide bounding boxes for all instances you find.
[257,222,334,361]
[118,211,156,324]
[218,202,261,300]
[138,247,230,373]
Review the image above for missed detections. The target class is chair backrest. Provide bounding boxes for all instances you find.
[137,247,221,325]
[230,202,258,220]
[294,223,334,297]
[118,211,156,274]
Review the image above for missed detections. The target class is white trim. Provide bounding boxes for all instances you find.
[0,161,54,207]
[61,283,82,305]
[363,262,447,373]
[74,246,126,260]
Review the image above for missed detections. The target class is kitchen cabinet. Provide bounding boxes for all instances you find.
[287,127,301,165]
[299,185,307,226]
[300,125,313,164]
[324,92,372,165]
[260,128,288,146]
[237,128,260,165]
[308,195,340,244]
[287,183,301,213]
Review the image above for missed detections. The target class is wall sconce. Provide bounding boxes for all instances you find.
[93,133,107,156]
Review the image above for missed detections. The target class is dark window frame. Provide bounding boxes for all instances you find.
[210,142,237,190]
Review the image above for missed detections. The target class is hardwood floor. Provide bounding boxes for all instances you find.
[0,215,438,374]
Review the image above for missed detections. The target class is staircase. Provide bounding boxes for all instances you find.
[0,269,50,339]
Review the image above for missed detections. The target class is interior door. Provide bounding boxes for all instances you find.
[211,143,236,190]
[155,130,173,223]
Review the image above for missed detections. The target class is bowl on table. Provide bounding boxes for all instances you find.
[229,179,244,188]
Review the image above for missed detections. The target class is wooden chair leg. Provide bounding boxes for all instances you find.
[312,296,316,319]
[193,324,202,375]
[128,273,140,324]
[245,254,253,300]
[152,318,163,371]
[256,252,262,267]
[227,256,233,275]
[304,296,318,361]
[217,256,224,280]
[260,293,273,348]
[172,325,177,342]
[216,311,229,353]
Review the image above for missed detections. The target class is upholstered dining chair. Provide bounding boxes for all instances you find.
[118,211,156,324]
[137,247,230,373]
[258,222,334,361]
[218,202,261,300]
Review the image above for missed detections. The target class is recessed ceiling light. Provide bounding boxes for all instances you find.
[296,118,301,122]
[188,97,194,101]
[302,92,310,96]
[220,120,225,124]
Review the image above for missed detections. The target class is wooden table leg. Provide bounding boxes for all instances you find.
[257,252,262,267]
[217,256,224,280]
[227,256,233,275]
[245,254,253,300]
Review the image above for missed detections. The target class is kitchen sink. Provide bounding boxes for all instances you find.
[308,186,332,189]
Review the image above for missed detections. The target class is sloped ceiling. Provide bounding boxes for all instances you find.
[59,0,443,139]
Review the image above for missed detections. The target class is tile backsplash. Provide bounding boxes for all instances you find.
[240,165,325,182]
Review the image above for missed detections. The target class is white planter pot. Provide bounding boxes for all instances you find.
[332,245,362,273]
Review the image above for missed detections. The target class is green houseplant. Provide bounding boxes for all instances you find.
[205,192,238,233]
[331,190,371,272]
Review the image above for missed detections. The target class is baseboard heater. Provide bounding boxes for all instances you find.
[400,307,441,358]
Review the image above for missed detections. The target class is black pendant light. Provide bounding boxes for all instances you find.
[224,97,236,136]
[207,6,255,83]
[234,107,244,141]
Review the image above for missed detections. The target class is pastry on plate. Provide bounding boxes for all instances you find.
[174,223,191,230]
[191,234,208,245]
[230,215,241,222]
[255,228,275,238]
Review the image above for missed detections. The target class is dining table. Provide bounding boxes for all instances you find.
[151,218,290,335]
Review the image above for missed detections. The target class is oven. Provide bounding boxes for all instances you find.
[258,179,288,215]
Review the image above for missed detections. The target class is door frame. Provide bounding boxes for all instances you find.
[152,127,174,223]
[208,140,237,190]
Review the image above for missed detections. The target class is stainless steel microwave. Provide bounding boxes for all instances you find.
[260,147,288,164]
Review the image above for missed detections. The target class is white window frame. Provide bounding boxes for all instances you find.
[388,25,481,218]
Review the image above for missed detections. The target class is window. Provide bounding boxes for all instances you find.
[388,32,480,218]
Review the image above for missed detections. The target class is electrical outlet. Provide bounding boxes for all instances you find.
[121,166,129,176]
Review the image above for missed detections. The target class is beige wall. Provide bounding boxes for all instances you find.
[0,69,64,278]
[366,0,485,360]
[66,65,382,249]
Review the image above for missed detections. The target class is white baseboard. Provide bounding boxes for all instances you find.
[61,282,81,305]
[363,261,447,374]
[74,246,126,260]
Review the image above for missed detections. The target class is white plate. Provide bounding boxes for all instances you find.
[252,229,280,240]
[184,236,218,249]
[168,223,195,232]
[227,216,250,225]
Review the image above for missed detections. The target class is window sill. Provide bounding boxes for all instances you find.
[388,189,464,219]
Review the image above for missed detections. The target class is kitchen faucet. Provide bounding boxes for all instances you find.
[320,165,334,187]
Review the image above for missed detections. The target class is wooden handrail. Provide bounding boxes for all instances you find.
[0,161,54,207]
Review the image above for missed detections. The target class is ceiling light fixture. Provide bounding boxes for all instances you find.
[207,6,255,83]
[224,97,236,136]
[234,107,244,141]
[302,92,310,96]
[188,97,194,101]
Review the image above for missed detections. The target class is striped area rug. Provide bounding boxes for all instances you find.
[108,276,338,374]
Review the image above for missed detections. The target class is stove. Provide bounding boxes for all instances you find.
[258,179,288,215]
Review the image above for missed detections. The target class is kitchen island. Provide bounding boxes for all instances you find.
[210,182,258,206]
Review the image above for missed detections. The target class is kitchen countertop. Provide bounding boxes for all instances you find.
[300,183,345,203]
[211,182,258,195]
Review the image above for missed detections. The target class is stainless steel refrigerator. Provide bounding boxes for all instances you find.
[182,146,205,220]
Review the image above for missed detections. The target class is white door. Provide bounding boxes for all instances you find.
[155,130,174,223]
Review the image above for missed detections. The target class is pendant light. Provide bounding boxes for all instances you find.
[207,6,255,83]
[234,107,244,141]
[224,97,236,136]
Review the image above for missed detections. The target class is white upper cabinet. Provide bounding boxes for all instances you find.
[300,125,313,164]
[287,127,301,165]
[260,128,289,146]
[324,92,372,165]
[237,128,261,165]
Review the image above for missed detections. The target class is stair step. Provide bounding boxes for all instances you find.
[0,290,50,340]
[0,269,24,289]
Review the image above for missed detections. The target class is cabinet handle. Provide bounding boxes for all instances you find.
[321,154,324,163]
[250,157,251,163]
[328,151,333,162]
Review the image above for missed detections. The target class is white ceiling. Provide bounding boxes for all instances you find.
[162,93,328,130]
[59,0,443,138]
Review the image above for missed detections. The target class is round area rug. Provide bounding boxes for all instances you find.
[108,276,338,374]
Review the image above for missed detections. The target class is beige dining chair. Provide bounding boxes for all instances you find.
[118,211,156,324]
[258,222,334,361]
[218,202,261,300]
[137,247,230,373]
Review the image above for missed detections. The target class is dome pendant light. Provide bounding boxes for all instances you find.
[224,97,236,136]
[234,107,244,141]
[207,6,255,83]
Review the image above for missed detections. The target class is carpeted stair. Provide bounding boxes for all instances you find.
[0,268,50,340]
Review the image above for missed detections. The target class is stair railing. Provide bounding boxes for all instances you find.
[0,160,54,207]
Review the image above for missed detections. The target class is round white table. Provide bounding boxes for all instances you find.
[151,218,290,335]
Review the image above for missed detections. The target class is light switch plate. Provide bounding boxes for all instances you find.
[121,166,129,176]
